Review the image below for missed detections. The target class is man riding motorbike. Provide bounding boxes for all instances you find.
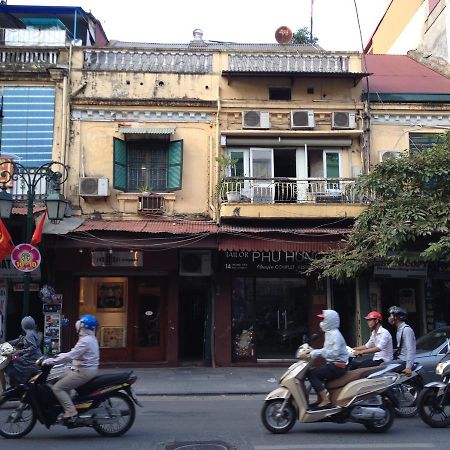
[351,311,393,369]
[2,316,42,388]
[388,306,416,376]
[42,314,99,422]
[308,309,349,408]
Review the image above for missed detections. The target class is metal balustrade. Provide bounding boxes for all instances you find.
[219,178,370,204]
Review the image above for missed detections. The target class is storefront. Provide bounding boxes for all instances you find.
[218,242,338,363]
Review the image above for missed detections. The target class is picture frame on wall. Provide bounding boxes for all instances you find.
[100,326,125,348]
[96,281,126,312]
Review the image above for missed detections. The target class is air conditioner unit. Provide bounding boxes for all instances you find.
[179,250,212,276]
[332,111,356,129]
[242,111,270,129]
[291,110,315,129]
[79,177,110,197]
[380,150,403,162]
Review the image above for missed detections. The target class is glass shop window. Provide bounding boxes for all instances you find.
[79,277,128,349]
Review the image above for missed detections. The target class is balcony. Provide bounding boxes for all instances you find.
[219,177,369,220]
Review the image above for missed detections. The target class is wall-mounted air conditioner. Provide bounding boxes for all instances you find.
[179,250,212,276]
[242,111,270,129]
[79,177,110,197]
[290,110,315,129]
[332,111,356,129]
[380,150,403,162]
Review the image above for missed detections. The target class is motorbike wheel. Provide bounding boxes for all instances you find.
[363,398,395,433]
[417,388,450,428]
[93,392,136,437]
[394,379,421,418]
[261,399,296,434]
[0,398,36,439]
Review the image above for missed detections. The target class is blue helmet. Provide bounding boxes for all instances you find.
[79,314,98,330]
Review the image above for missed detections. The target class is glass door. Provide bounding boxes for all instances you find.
[323,150,341,192]
[133,281,165,361]
[250,148,274,203]
[255,278,309,359]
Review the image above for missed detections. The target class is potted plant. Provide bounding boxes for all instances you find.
[139,184,153,196]
[215,154,241,203]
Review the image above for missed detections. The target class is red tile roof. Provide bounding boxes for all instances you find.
[364,54,450,93]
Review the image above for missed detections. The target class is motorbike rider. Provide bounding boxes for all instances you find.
[308,309,349,408]
[388,306,416,376]
[351,311,393,369]
[2,316,42,387]
[42,314,99,422]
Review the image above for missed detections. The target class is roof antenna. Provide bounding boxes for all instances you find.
[310,0,314,43]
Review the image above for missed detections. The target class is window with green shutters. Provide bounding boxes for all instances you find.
[113,138,183,192]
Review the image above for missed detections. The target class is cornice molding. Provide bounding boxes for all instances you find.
[72,109,213,122]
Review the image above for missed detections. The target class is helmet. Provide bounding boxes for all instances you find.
[21,316,36,331]
[79,314,98,331]
[388,306,407,321]
[364,311,382,321]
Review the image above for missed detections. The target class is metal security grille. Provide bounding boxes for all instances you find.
[0,86,55,167]
[127,141,168,191]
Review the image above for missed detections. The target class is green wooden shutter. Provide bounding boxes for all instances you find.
[113,137,127,191]
[167,139,183,191]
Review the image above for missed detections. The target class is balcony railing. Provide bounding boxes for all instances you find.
[0,47,59,65]
[219,177,370,204]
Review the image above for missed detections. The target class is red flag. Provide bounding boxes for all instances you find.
[0,218,14,262]
[31,212,46,246]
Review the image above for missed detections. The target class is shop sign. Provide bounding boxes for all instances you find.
[220,251,318,274]
[13,283,40,292]
[10,244,41,272]
[0,257,41,280]
[91,250,143,267]
[373,263,427,278]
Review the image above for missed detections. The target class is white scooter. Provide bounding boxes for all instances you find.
[261,344,399,434]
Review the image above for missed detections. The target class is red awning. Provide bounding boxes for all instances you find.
[219,236,341,253]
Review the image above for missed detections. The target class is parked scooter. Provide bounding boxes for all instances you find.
[347,346,423,418]
[417,341,450,428]
[0,356,141,439]
[261,343,399,434]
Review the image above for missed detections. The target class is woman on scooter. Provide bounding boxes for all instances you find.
[308,309,349,408]
[3,316,42,388]
[42,314,99,422]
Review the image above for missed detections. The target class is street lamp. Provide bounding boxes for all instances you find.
[0,161,69,316]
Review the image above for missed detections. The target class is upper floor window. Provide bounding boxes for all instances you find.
[409,133,445,153]
[269,88,291,101]
[113,138,183,192]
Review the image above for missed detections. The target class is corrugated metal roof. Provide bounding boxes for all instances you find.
[219,236,341,252]
[73,220,218,234]
[118,127,175,135]
[364,54,450,94]
[72,220,350,236]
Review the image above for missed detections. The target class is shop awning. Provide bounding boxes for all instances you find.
[219,236,341,253]
[118,127,175,135]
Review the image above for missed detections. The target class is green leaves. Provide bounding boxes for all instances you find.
[308,133,450,280]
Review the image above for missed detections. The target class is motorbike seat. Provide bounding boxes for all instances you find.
[75,371,133,395]
[326,366,381,390]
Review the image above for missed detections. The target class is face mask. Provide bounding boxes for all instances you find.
[319,321,326,331]
[75,320,81,333]
[388,316,395,325]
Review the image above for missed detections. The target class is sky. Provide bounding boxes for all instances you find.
[5,0,392,51]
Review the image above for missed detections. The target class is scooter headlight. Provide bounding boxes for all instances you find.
[436,361,450,376]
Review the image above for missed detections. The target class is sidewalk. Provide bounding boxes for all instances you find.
[99,366,286,396]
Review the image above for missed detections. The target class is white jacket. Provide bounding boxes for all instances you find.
[310,310,349,364]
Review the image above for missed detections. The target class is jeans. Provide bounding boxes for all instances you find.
[308,362,347,393]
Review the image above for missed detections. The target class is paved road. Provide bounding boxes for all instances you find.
[0,396,446,449]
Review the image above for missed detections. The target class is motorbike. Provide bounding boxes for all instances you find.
[0,356,141,439]
[261,343,399,434]
[417,342,450,428]
[347,346,423,418]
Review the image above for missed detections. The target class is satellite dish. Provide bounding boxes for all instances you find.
[275,26,293,45]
